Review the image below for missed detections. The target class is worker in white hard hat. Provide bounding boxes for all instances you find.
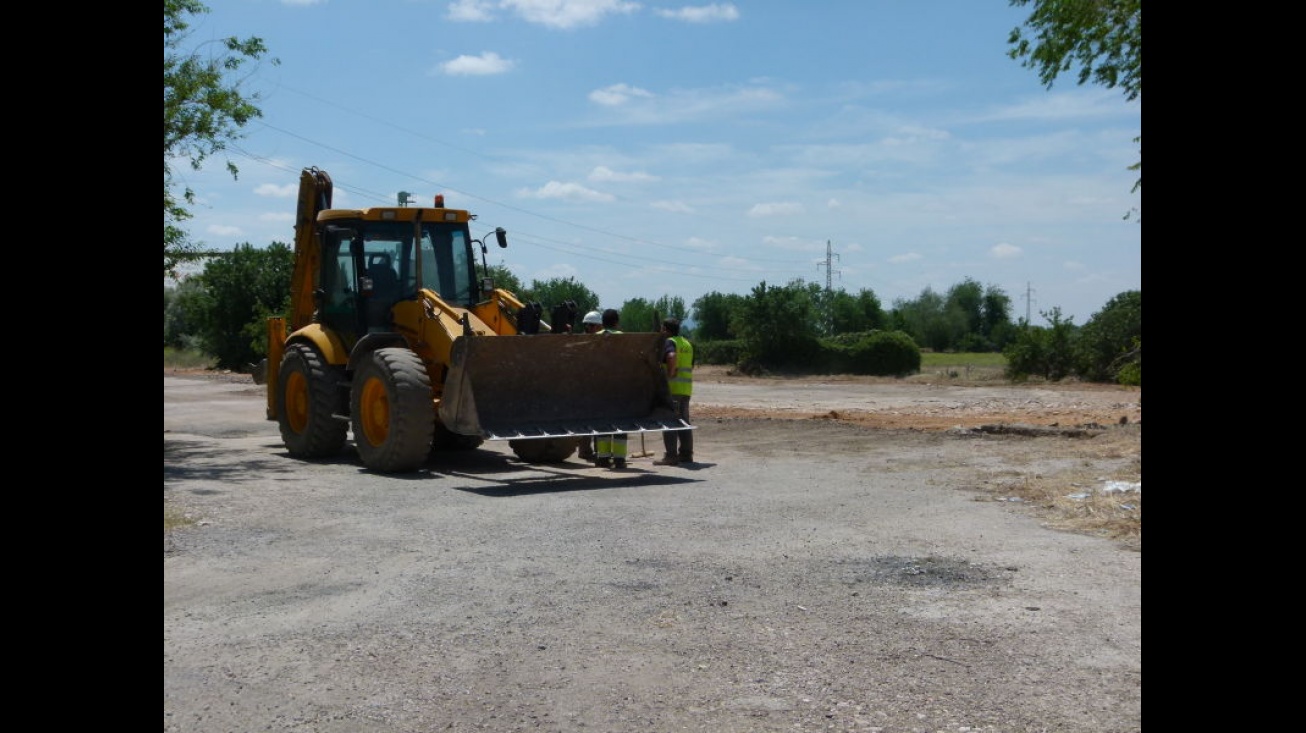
[575,310,605,463]
[593,308,630,470]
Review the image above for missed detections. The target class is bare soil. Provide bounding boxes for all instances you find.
[164,366,1141,733]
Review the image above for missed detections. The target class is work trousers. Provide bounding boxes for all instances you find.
[595,433,628,460]
[662,394,693,460]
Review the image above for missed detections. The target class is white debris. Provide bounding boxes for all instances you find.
[1101,480,1141,494]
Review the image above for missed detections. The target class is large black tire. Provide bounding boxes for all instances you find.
[509,437,580,463]
[277,343,348,458]
[431,420,485,452]
[350,347,437,473]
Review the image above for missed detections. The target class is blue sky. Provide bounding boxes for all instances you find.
[173,0,1141,326]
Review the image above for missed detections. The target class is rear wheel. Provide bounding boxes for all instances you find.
[509,437,580,463]
[277,343,348,458]
[350,348,436,473]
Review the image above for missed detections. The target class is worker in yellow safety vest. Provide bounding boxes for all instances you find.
[593,308,629,469]
[576,310,603,462]
[654,317,694,466]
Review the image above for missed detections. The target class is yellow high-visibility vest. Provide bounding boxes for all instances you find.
[668,336,693,397]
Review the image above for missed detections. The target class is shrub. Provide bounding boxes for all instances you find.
[694,339,744,366]
[819,330,920,376]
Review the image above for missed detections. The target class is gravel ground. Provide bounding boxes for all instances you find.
[164,370,1141,733]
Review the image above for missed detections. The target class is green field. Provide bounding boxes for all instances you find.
[918,351,1007,380]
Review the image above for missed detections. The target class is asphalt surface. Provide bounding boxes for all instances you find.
[164,374,1141,733]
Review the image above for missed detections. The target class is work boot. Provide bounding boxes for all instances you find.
[595,458,611,468]
[677,454,694,464]
[653,455,679,466]
[612,459,627,470]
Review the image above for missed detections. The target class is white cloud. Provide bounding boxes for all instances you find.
[974,89,1137,124]
[889,252,922,264]
[207,224,243,236]
[534,262,580,279]
[439,52,515,76]
[651,200,694,214]
[258,212,295,224]
[989,243,1022,259]
[588,83,784,125]
[654,3,739,23]
[254,183,298,198]
[826,198,841,210]
[589,166,657,182]
[502,0,640,29]
[761,235,822,253]
[446,0,496,22]
[281,0,324,6]
[517,180,615,202]
[748,202,805,217]
[718,255,762,270]
[589,83,654,107]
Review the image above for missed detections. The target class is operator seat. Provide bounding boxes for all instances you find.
[365,263,401,329]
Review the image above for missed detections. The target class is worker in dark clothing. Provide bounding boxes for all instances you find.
[654,317,694,466]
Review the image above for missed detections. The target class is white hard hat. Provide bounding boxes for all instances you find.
[582,310,603,325]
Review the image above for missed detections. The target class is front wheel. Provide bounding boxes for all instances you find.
[350,348,436,473]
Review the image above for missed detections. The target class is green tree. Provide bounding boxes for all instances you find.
[892,287,950,351]
[483,264,525,295]
[1003,308,1079,381]
[946,278,985,336]
[618,298,657,333]
[1075,290,1140,383]
[828,288,885,335]
[981,285,1016,349]
[651,295,688,329]
[530,275,599,312]
[691,291,745,341]
[1008,0,1141,202]
[735,280,821,367]
[164,277,207,350]
[189,242,294,370]
[164,0,277,278]
[523,276,599,330]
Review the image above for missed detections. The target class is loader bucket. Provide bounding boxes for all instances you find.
[438,332,692,441]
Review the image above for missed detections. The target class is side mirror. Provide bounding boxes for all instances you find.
[495,227,507,248]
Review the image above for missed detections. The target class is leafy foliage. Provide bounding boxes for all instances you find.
[1075,290,1141,383]
[181,243,294,370]
[483,264,525,295]
[618,295,686,334]
[1003,307,1079,381]
[164,277,206,350]
[1008,0,1141,200]
[1002,290,1140,384]
[734,280,822,367]
[829,288,886,335]
[691,291,746,341]
[163,237,1134,383]
[164,0,276,278]
[827,331,921,376]
[521,276,599,328]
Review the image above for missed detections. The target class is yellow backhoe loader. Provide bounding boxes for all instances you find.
[264,167,690,473]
